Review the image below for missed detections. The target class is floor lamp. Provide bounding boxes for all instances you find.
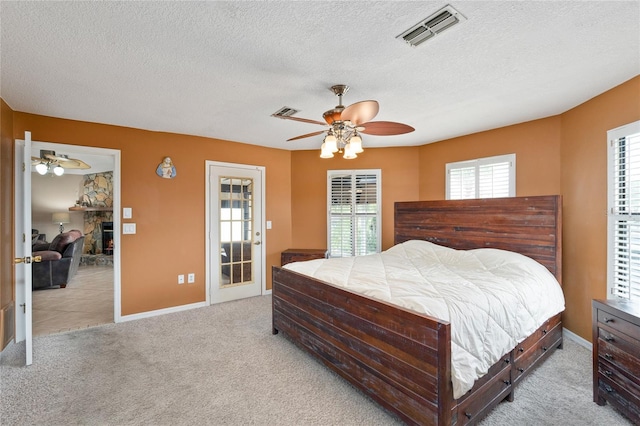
[52,212,70,234]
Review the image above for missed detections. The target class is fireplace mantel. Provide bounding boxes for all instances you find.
[68,206,113,212]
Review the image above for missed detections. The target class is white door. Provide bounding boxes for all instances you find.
[14,131,33,365]
[208,164,264,303]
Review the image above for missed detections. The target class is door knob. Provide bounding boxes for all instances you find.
[254,241,261,245]
[14,255,41,264]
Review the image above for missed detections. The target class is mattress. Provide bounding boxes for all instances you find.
[283,239,565,398]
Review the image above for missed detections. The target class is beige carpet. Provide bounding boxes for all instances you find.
[0,295,633,425]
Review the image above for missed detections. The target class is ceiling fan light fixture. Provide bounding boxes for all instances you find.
[343,143,357,160]
[35,163,48,175]
[320,143,334,158]
[349,134,364,153]
[53,165,65,176]
[324,133,338,153]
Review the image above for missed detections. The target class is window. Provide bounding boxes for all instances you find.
[446,154,516,199]
[327,170,381,257]
[608,120,640,301]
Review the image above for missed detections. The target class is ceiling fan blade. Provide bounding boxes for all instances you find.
[44,154,91,169]
[287,130,327,142]
[359,121,415,136]
[341,100,379,126]
[276,115,327,126]
[60,159,91,169]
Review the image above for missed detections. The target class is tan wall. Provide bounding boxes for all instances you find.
[560,76,640,340]
[0,99,15,349]
[291,147,420,251]
[418,116,562,200]
[12,113,292,316]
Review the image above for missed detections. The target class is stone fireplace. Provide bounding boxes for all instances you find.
[80,172,113,255]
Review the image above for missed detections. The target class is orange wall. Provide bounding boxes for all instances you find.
[561,76,640,340]
[290,147,420,251]
[0,99,15,348]
[12,113,292,316]
[418,116,562,200]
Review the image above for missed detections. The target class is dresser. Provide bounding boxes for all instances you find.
[281,249,327,266]
[592,299,640,424]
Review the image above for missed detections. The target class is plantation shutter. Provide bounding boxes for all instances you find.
[328,170,381,257]
[609,121,640,300]
[447,154,515,200]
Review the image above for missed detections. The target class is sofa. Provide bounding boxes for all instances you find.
[32,230,84,290]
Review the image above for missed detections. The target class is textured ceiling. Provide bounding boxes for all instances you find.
[1,1,639,152]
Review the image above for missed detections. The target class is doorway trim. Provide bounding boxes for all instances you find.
[30,141,122,322]
[205,161,266,305]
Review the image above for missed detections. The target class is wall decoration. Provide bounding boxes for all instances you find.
[156,157,177,179]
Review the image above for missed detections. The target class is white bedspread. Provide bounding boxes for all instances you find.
[283,240,565,399]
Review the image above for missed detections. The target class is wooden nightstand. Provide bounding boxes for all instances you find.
[592,299,640,424]
[281,249,327,266]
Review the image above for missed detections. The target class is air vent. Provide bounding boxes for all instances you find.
[271,106,299,118]
[397,4,466,47]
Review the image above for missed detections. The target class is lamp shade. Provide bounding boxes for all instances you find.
[35,163,48,175]
[52,212,70,224]
[52,165,65,176]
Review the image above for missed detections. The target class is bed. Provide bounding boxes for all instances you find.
[272,195,563,425]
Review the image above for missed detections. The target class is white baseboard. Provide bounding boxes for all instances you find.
[563,327,592,351]
[118,301,207,323]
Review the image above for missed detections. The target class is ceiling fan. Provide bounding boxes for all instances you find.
[273,85,415,159]
[31,150,91,176]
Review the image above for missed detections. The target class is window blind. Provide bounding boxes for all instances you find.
[446,154,515,200]
[609,121,640,300]
[328,170,381,257]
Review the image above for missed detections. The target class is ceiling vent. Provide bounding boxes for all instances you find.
[397,4,466,47]
[271,106,299,118]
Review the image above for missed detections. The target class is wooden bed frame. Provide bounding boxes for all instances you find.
[272,195,563,425]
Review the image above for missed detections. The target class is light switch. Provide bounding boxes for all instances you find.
[266,221,272,230]
[123,223,136,234]
[123,207,132,219]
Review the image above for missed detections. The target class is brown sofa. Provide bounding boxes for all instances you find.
[32,230,84,290]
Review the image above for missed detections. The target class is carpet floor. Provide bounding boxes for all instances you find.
[0,295,633,425]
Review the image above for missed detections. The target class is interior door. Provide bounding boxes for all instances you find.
[209,164,263,304]
[13,131,33,365]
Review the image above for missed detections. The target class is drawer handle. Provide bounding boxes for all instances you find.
[465,412,472,419]
[518,347,524,353]
[604,384,614,394]
[542,346,548,351]
[604,370,614,377]
[504,358,510,364]
[604,317,614,324]
[503,380,511,386]
[542,329,547,335]
[518,368,524,373]
[604,336,615,342]
[604,353,614,361]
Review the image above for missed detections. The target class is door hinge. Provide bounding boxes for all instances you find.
[19,303,26,314]
[23,233,26,243]
[22,162,26,172]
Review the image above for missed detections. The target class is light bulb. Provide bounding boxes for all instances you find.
[53,165,65,176]
[35,163,48,175]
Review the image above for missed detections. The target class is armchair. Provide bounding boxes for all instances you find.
[32,230,84,290]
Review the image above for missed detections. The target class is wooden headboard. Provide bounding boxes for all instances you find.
[394,195,562,283]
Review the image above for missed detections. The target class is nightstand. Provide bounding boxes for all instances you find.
[592,298,640,424]
[281,249,327,266]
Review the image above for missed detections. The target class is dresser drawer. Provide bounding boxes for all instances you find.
[598,358,640,401]
[597,337,640,380]
[597,309,640,341]
[513,322,562,383]
[597,376,640,423]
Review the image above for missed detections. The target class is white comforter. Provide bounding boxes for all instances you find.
[283,240,565,399]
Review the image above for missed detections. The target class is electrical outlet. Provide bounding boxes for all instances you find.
[178,274,184,284]
[187,273,195,283]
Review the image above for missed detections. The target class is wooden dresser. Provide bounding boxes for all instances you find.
[281,249,327,266]
[592,298,640,424]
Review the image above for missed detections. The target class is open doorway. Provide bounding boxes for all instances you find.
[30,141,120,336]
